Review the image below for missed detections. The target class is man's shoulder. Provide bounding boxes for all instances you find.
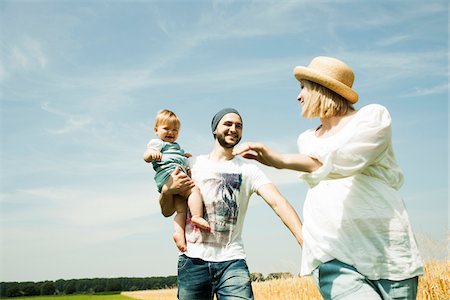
[190,154,208,167]
[232,156,264,173]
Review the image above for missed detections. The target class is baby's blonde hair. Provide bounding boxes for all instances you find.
[154,109,181,128]
[302,80,354,118]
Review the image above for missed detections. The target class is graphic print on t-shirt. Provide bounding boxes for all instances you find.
[186,172,242,247]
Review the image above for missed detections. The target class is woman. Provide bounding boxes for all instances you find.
[234,56,423,299]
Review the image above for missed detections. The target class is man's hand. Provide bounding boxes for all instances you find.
[165,166,195,195]
[159,166,195,217]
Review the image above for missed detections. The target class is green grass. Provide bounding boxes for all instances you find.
[7,295,130,300]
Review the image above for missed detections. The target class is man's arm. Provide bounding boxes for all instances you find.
[257,183,303,247]
[159,166,195,217]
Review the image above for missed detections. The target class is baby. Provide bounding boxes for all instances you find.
[143,109,210,252]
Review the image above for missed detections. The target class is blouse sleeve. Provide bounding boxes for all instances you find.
[299,104,392,187]
[147,139,164,151]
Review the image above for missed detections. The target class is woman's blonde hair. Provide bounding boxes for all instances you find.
[154,109,180,128]
[302,80,354,118]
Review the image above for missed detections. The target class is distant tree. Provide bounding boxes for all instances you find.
[40,281,56,295]
[54,279,66,294]
[5,284,21,297]
[280,272,294,279]
[250,272,264,282]
[106,278,122,292]
[65,281,77,294]
[265,272,293,281]
[23,283,39,296]
[94,284,106,293]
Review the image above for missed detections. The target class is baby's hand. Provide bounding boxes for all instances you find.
[144,148,162,163]
[151,151,163,161]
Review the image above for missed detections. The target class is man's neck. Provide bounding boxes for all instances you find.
[209,142,235,161]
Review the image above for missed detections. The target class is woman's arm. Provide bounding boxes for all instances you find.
[233,142,322,172]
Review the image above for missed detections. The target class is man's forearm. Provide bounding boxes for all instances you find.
[275,200,304,247]
[258,184,303,247]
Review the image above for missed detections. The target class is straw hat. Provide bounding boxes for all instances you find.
[293,56,359,103]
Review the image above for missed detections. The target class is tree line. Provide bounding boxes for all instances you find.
[0,276,177,298]
[0,272,293,298]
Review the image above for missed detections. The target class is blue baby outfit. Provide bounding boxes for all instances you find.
[147,139,189,192]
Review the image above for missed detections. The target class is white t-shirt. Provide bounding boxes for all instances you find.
[184,155,271,262]
[298,104,423,280]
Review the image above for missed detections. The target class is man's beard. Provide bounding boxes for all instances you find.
[216,132,241,149]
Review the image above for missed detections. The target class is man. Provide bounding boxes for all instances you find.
[159,108,303,300]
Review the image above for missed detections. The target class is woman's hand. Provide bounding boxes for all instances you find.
[233,142,281,168]
[234,142,322,172]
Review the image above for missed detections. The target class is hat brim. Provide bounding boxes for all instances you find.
[294,66,359,103]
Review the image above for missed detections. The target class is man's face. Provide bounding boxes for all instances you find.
[214,113,243,148]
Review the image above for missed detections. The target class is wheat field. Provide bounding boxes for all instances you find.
[122,260,449,300]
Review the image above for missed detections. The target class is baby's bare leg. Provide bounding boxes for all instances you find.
[173,196,187,252]
[182,186,210,230]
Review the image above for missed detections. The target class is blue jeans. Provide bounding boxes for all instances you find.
[312,259,418,300]
[177,254,254,300]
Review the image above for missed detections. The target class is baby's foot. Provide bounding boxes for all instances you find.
[191,215,211,231]
[173,232,187,252]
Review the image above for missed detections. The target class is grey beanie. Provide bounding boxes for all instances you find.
[211,108,242,133]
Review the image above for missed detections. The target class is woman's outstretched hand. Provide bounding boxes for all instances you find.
[233,142,281,168]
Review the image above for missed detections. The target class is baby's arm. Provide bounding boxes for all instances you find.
[143,138,164,163]
[143,148,162,162]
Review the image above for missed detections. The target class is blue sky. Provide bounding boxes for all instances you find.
[0,0,448,282]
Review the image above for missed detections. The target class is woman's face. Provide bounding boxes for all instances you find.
[297,81,311,117]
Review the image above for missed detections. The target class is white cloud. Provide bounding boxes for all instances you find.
[342,50,447,88]
[375,35,411,47]
[403,83,449,97]
[2,183,161,228]
[46,116,93,134]
[0,62,7,81]
[41,101,92,134]
[9,36,48,72]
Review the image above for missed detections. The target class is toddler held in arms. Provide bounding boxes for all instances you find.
[143,109,210,252]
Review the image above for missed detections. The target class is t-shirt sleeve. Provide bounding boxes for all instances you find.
[147,139,164,151]
[299,104,392,187]
[187,156,197,169]
[249,165,272,193]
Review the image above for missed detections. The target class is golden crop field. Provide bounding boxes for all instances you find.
[122,260,449,300]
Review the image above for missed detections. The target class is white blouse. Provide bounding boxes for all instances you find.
[298,104,423,280]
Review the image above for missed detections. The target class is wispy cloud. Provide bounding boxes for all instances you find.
[403,83,449,97]
[41,101,92,134]
[2,182,160,230]
[149,1,308,73]
[7,36,48,72]
[375,34,412,47]
[344,50,447,88]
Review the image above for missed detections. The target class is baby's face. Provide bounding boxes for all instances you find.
[154,122,179,143]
